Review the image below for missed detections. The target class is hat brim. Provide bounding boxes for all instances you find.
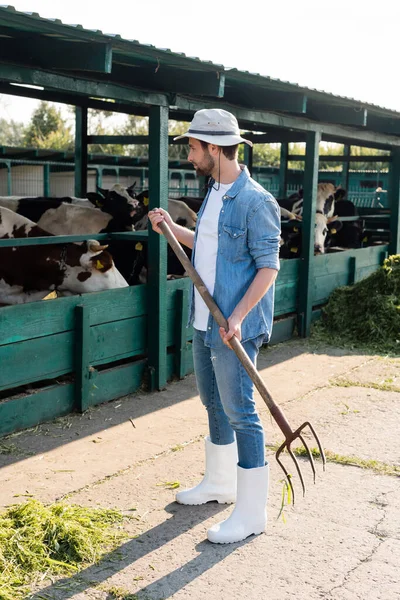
[173,132,253,147]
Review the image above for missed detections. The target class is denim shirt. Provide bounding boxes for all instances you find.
[189,166,281,348]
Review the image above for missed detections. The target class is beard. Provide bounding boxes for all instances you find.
[192,152,215,177]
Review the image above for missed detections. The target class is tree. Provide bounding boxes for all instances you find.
[23,101,74,150]
[0,118,25,146]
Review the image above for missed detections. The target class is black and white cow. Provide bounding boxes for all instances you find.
[328,199,369,249]
[0,185,143,282]
[0,184,140,235]
[0,208,128,305]
[278,183,346,255]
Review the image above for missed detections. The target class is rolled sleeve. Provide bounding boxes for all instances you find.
[248,196,281,271]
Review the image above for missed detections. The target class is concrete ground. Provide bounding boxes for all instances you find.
[0,338,399,600]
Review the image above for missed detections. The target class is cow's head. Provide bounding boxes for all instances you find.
[87,185,140,226]
[60,240,128,295]
[279,220,302,259]
[334,187,347,202]
[314,213,343,254]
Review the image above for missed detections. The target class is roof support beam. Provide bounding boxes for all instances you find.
[366,114,400,135]
[112,64,225,97]
[288,154,391,162]
[0,64,168,106]
[87,135,188,145]
[172,97,400,149]
[0,38,112,73]
[224,86,307,114]
[306,102,367,127]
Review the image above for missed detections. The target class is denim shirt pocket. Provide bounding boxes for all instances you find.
[220,224,247,263]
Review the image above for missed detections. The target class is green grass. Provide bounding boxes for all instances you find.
[293,447,400,477]
[0,499,127,600]
[331,378,400,393]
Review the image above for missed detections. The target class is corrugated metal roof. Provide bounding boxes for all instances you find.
[0,5,224,71]
[1,3,400,134]
[0,4,397,113]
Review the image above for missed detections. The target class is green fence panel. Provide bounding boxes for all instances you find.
[89,316,147,366]
[87,359,147,407]
[0,383,75,437]
[0,331,74,391]
[0,286,147,347]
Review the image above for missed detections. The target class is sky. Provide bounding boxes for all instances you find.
[1,0,400,124]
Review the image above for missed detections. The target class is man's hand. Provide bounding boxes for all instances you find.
[219,313,243,346]
[148,208,174,234]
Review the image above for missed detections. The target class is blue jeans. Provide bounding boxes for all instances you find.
[192,328,265,469]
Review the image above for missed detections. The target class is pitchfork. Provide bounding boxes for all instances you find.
[158,220,326,503]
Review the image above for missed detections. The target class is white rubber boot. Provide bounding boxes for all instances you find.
[207,463,269,544]
[175,436,238,505]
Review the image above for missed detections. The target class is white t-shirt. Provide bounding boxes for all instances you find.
[193,182,233,331]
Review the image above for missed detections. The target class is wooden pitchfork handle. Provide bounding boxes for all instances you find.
[158,220,326,502]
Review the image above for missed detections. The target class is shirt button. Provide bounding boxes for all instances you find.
[208,327,211,330]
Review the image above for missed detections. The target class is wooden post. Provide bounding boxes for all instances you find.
[6,162,12,195]
[243,143,253,176]
[175,287,189,379]
[389,148,400,256]
[341,145,350,190]
[75,304,90,413]
[147,105,169,390]
[74,106,88,198]
[96,167,103,189]
[278,142,288,198]
[298,131,321,337]
[43,163,50,197]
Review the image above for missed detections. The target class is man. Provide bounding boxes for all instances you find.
[149,108,281,544]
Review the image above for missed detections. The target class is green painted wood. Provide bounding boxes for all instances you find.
[6,162,12,194]
[147,105,169,390]
[174,97,400,150]
[0,234,104,247]
[268,316,296,345]
[0,64,169,107]
[87,135,186,145]
[75,305,90,413]
[366,114,400,136]
[0,287,147,346]
[348,256,357,285]
[288,154,390,163]
[0,82,151,117]
[89,316,147,366]
[0,382,75,437]
[243,144,253,176]
[0,37,112,73]
[0,332,74,391]
[43,163,50,197]
[307,102,367,127]
[298,131,321,337]
[274,281,298,316]
[174,288,189,379]
[341,145,350,190]
[166,346,193,380]
[224,86,307,114]
[87,359,147,407]
[389,148,400,255]
[74,106,88,198]
[108,64,225,98]
[278,142,288,198]
[313,245,388,278]
[312,246,386,306]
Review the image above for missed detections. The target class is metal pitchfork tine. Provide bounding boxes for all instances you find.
[158,220,326,504]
